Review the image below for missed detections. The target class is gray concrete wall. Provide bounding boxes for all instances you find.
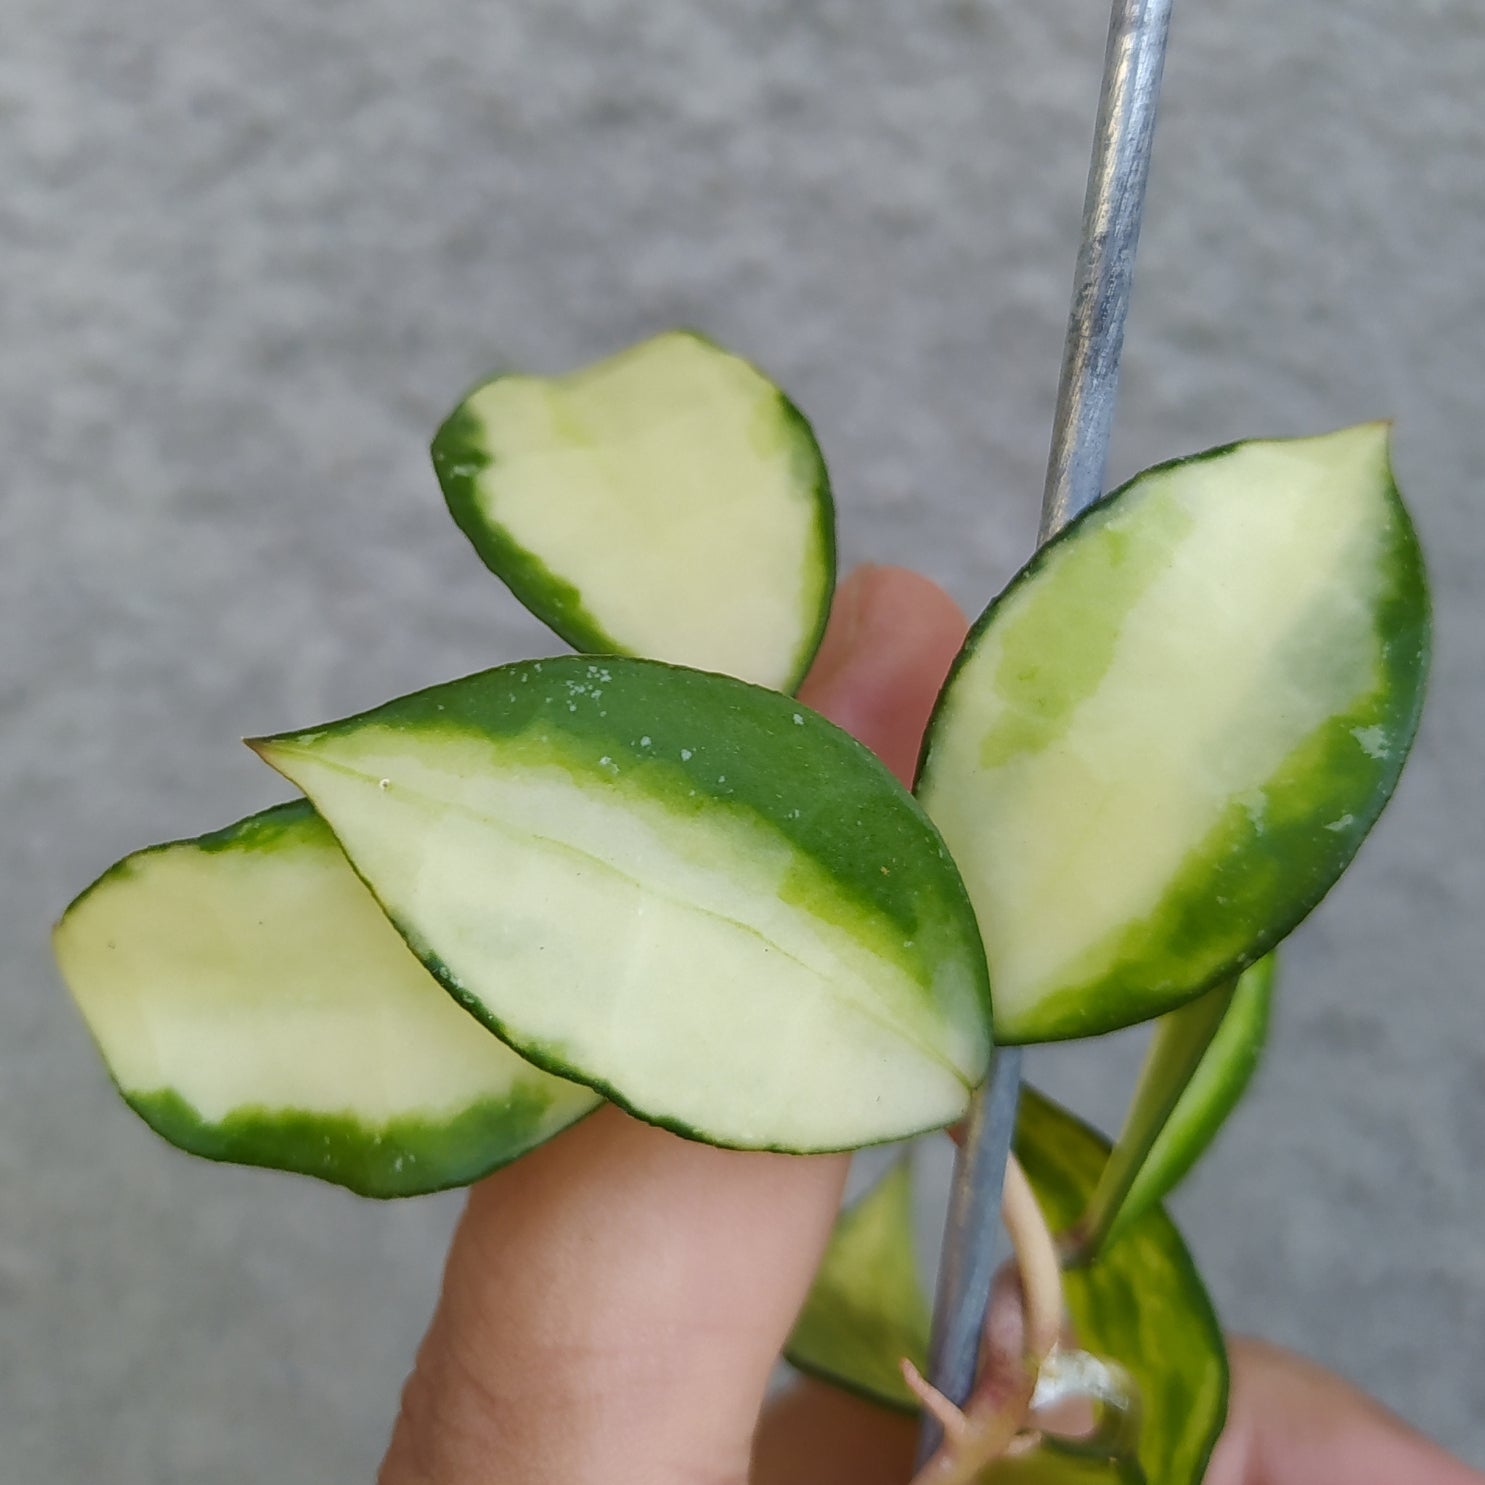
[6,2,1482,1478]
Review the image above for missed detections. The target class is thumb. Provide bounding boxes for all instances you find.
[1207,1338,1485,1485]
[796,562,971,788]
[379,565,969,1485]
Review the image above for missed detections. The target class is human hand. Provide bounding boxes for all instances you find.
[378,564,1482,1485]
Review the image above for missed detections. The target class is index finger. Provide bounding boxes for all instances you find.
[379,565,970,1485]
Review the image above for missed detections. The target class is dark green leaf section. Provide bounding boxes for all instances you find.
[262,655,989,1006]
[785,1161,930,1411]
[127,1083,586,1199]
[193,797,326,854]
[433,401,613,654]
[60,800,322,909]
[1018,1089,1228,1485]
[773,387,839,693]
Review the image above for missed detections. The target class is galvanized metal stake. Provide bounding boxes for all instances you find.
[915,0,1173,1465]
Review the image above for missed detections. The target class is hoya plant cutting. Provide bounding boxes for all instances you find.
[53,327,1429,1482]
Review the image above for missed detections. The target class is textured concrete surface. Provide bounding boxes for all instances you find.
[5,2,1483,1478]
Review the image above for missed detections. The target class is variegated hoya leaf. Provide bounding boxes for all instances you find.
[433,330,836,692]
[918,425,1428,1042]
[253,655,992,1153]
[53,801,599,1197]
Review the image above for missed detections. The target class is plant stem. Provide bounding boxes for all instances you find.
[919,1045,1023,1452]
[1068,979,1235,1265]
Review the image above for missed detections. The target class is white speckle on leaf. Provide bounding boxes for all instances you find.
[680,748,693,761]
[378,779,391,791]
[792,713,804,725]
[640,736,651,747]
[1352,725,1390,760]
[1325,814,1356,833]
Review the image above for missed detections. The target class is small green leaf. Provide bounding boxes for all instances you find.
[1018,1088,1228,1485]
[1076,956,1276,1259]
[784,1091,1226,1485]
[786,1161,930,1411]
[252,655,991,1153]
[52,801,600,1197]
[432,330,836,692]
[918,425,1429,1042]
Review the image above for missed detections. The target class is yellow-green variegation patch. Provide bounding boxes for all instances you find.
[918,425,1428,1043]
[432,330,835,691]
[252,655,991,1153]
[52,802,600,1197]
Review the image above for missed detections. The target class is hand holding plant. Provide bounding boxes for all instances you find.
[54,333,1442,1481]
[379,566,1480,1485]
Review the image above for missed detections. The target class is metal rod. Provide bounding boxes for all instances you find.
[917,1043,1023,1463]
[1042,0,1173,540]
[915,0,1172,1466]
